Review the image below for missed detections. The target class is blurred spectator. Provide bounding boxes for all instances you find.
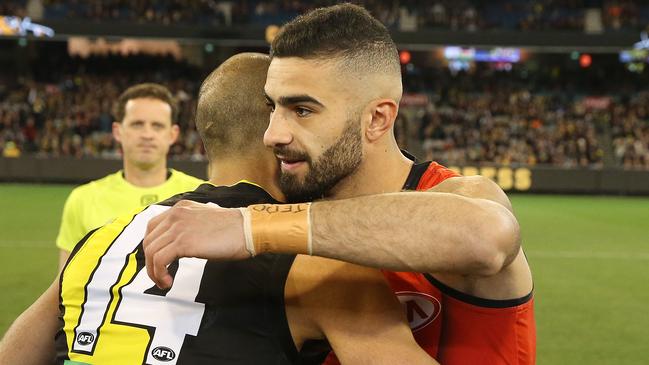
[0,52,204,161]
[1,0,648,32]
[611,92,649,169]
[0,43,648,170]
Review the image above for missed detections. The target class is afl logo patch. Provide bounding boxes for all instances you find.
[141,194,159,206]
[152,346,176,362]
[76,332,95,345]
[396,291,441,332]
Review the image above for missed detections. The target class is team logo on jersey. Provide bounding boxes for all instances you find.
[141,194,159,206]
[152,346,176,362]
[396,291,441,332]
[76,332,95,346]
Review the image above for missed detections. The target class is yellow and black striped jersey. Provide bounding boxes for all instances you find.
[55,182,314,365]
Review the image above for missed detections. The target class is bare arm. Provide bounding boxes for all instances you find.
[59,250,70,271]
[311,175,520,275]
[286,255,438,365]
[143,176,519,288]
[0,278,60,365]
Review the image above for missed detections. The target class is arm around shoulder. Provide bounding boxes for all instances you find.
[426,175,521,275]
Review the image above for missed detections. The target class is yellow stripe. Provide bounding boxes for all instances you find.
[203,179,263,189]
[61,208,150,364]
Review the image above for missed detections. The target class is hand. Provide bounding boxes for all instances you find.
[143,200,249,289]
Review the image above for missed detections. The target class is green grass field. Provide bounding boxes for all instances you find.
[1,183,648,364]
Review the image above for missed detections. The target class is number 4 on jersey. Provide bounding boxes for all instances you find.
[71,205,207,365]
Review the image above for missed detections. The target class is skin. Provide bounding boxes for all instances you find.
[0,279,59,365]
[58,97,179,269]
[1,54,438,365]
[143,56,532,302]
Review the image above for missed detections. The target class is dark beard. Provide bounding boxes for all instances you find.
[277,118,362,203]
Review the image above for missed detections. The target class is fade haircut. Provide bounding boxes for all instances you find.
[114,83,178,123]
[270,3,401,79]
[196,53,271,160]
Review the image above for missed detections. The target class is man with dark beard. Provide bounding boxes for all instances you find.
[276,112,363,203]
[0,53,437,365]
[143,4,535,365]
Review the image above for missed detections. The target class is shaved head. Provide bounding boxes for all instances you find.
[270,3,402,103]
[196,53,271,160]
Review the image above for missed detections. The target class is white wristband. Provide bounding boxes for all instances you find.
[238,207,256,257]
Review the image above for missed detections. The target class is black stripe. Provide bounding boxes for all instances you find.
[160,182,279,207]
[402,161,432,191]
[424,274,533,309]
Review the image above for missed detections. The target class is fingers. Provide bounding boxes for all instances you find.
[143,200,195,289]
[151,238,179,290]
[143,200,238,288]
[144,228,178,289]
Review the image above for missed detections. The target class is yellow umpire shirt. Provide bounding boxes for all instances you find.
[56,169,203,252]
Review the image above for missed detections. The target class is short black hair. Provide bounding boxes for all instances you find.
[270,3,400,76]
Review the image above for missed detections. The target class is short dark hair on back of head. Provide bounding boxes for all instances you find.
[196,53,271,160]
[113,83,178,123]
[270,3,400,76]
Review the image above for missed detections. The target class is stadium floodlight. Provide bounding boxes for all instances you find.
[0,16,54,38]
[633,31,649,50]
[443,46,520,63]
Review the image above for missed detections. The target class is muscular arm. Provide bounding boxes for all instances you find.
[0,278,60,365]
[286,255,437,365]
[144,176,520,288]
[311,175,520,275]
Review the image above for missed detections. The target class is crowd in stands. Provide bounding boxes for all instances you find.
[611,92,649,169]
[413,91,607,168]
[397,62,648,169]
[0,53,205,161]
[2,0,648,32]
[1,50,648,169]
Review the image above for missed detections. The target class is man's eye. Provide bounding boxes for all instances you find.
[265,101,275,112]
[295,107,312,117]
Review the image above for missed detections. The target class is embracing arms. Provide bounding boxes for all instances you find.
[144,175,520,288]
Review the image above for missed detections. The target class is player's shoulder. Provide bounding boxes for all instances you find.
[418,161,461,189]
[67,171,121,199]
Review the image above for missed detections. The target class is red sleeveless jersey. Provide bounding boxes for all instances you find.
[324,160,536,365]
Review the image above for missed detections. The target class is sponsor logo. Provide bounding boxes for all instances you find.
[152,346,176,362]
[396,291,441,332]
[76,332,95,346]
[141,194,159,206]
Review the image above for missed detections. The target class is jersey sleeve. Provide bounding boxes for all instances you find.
[55,187,87,252]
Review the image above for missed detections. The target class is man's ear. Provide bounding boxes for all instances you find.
[169,124,180,145]
[365,99,399,142]
[112,122,122,143]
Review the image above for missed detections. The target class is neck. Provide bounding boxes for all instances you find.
[208,154,285,202]
[328,141,413,200]
[123,161,168,188]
